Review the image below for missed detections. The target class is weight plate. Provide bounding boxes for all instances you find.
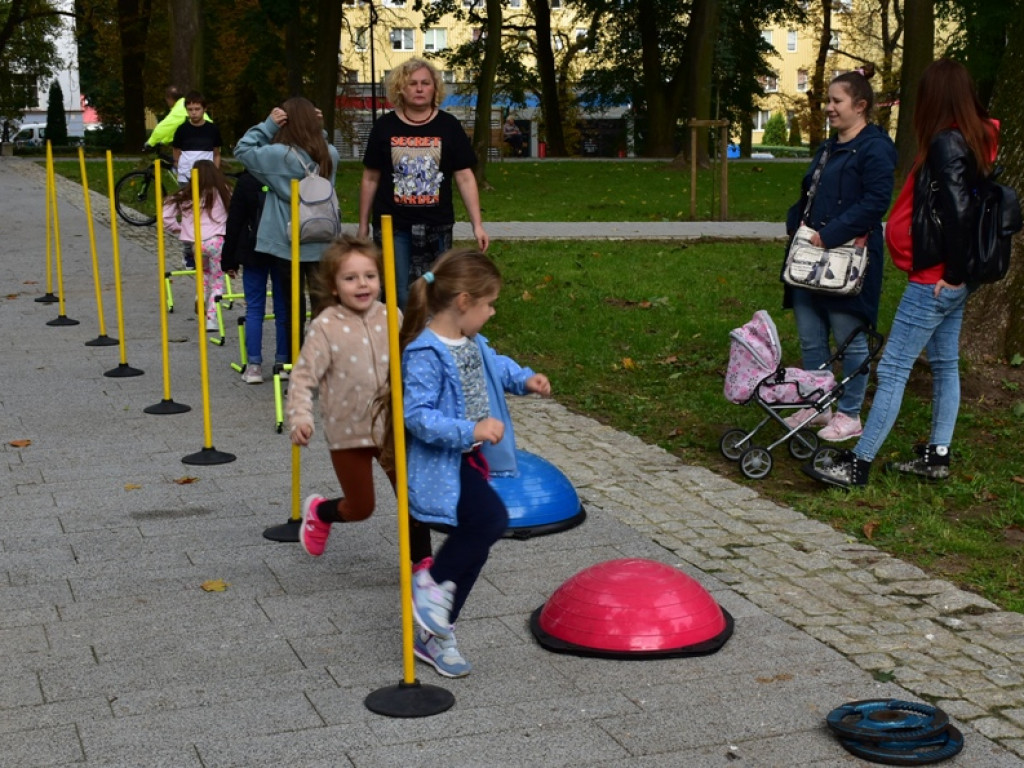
[839,724,964,766]
[826,699,949,742]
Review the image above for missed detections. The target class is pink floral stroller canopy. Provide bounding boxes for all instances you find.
[724,310,835,405]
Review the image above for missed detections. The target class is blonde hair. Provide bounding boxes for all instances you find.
[386,58,446,111]
[309,234,383,318]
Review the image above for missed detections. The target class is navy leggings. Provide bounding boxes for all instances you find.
[429,454,509,624]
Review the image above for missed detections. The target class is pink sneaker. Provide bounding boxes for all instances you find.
[300,494,331,557]
[784,407,831,431]
[818,412,863,442]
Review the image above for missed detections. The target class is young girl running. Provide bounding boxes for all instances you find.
[162,159,231,331]
[287,235,432,566]
[399,249,551,678]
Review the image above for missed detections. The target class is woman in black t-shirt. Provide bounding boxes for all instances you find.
[357,58,489,308]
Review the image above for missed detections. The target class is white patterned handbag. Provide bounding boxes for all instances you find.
[783,225,868,296]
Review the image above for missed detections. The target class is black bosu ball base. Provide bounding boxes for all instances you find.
[263,518,300,542]
[365,680,455,718]
[182,446,236,466]
[144,399,191,415]
[47,315,79,326]
[35,292,59,304]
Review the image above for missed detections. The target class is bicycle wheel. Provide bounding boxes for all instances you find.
[115,171,158,226]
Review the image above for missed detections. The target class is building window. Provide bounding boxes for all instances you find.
[759,74,778,93]
[797,68,808,92]
[761,29,773,47]
[424,28,447,51]
[553,35,564,51]
[382,0,405,5]
[355,27,368,52]
[390,28,414,51]
[830,31,841,49]
[345,69,359,84]
[508,0,522,6]
[551,0,562,7]
[833,0,852,11]
[787,29,797,52]
[442,70,455,84]
[754,110,772,131]
[575,27,588,48]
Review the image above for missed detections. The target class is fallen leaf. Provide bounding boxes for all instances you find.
[200,579,229,592]
[23,280,38,285]
[660,355,679,365]
[8,439,31,447]
[174,476,199,485]
[521,290,533,301]
[7,294,19,299]
[863,520,880,540]
[622,357,637,370]
[124,483,142,491]
[1013,476,1024,485]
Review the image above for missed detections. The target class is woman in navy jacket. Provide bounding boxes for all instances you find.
[784,65,897,443]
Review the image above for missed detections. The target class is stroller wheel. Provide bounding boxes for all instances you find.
[739,446,773,480]
[810,446,841,472]
[788,429,818,460]
[720,429,750,461]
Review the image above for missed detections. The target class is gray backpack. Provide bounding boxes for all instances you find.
[288,149,341,243]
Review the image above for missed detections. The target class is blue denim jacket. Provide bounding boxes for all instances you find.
[402,330,534,525]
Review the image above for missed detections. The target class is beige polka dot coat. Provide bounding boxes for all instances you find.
[285,301,395,450]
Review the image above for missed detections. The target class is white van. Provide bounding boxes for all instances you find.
[13,122,85,148]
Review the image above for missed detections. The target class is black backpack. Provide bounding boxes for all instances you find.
[968,168,1023,284]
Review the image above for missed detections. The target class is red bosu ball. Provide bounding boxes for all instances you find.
[530,558,733,658]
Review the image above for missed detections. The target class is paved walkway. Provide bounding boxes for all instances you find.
[3,154,1024,767]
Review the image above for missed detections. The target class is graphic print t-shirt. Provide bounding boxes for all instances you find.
[363,110,477,231]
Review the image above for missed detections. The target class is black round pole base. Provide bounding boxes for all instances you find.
[46,315,79,327]
[85,335,119,347]
[182,446,237,466]
[263,518,300,542]
[35,292,59,303]
[365,679,455,718]
[104,363,144,378]
[143,399,191,415]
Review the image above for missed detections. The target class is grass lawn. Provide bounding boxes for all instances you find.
[46,155,1024,611]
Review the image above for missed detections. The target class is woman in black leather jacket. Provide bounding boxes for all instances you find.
[805,58,998,489]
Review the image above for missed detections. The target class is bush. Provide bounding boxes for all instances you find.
[761,113,788,146]
[788,119,803,146]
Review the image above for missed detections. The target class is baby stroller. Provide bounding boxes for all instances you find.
[721,309,883,479]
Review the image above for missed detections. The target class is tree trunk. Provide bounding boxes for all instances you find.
[961,5,1024,363]
[638,0,672,156]
[529,0,566,156]
[118,0,152,148]
[679,0,721,165]
[285,7,303,96]
[807,0,832,151]
[894,0,933,182]
[169,0,201,91]
[312,0,343,142]
[472,0,502,188]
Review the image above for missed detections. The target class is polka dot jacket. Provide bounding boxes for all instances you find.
[285,301,394,450]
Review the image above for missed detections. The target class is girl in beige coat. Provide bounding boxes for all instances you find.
[286,235,432,562]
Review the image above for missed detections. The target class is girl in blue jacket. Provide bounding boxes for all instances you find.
[400,249,551,677]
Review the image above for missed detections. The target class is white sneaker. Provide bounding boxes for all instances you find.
[241,363,263,384]
[784,407,831,430]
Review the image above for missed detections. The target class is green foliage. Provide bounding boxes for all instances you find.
[761,111,787,146]
[787,117,802,146]
[0,0,60,127]
[45,81,68,145]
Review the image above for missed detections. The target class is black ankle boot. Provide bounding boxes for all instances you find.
[803,449,871,489]
[885,444,950,480]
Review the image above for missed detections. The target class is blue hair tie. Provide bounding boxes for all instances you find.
[423,271,434,284]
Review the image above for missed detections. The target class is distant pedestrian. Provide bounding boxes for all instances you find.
[804,58,999,489]
[502,116,524,156]
[287,235,433,566]
[394,249,551,678]
[221,171,288,384]
[172,91,222,186]
[357,58,488,309]
[162,159,231,331]
[783,64,896,443]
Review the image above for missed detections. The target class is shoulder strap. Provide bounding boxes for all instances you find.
[802,142,832,223]
[287,146,317,177]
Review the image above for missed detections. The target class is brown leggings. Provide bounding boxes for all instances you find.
[328,447,432,563]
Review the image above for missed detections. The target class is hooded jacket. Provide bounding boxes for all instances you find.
[785,123,897,325]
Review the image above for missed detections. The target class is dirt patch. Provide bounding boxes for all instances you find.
[906,360,1024,410]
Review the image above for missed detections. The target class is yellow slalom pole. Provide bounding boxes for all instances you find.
[102,151,142,376]
[182,169,235,465]
[45,141,79,327]
[364,215,454,717]
[144,159,190,415]
[35,144,57,304]
[290,179,302,523]
[79,148,116,346]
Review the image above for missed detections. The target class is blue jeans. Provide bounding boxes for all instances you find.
[791,290,871,416]
[242,262,288,366]
[372,225,453,310]
[854,281,969,462]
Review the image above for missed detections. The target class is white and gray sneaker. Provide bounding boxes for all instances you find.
[414,627,471,678]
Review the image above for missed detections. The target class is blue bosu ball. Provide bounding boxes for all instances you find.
[491,450,585,539]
